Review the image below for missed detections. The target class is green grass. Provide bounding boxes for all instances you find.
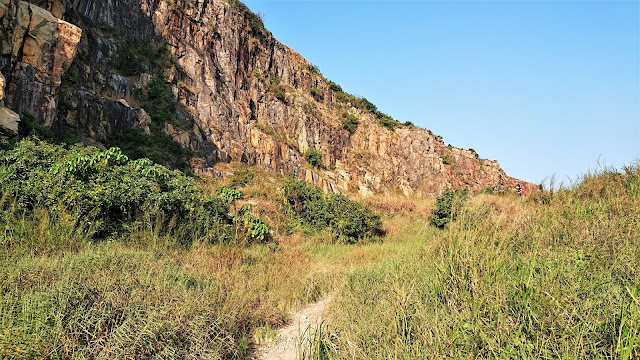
[1,146,638,359]
[304,165,640,359]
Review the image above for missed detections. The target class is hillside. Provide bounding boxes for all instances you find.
[0,0,535,194]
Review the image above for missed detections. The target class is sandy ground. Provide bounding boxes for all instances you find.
[253,297,331,360]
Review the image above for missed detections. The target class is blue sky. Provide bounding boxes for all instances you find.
[241,0,639,186]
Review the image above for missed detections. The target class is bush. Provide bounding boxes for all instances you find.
[304,148,323,167]
[429,188,468,228]
[281,175,382,242]
[106,128,192,172]
[308,64,321,74]
[441,154,453,165]
[328,81,342,92]
[310,87,322,100]
[18,112,53,140]
[342,114,359,134]
[0,139,268,244]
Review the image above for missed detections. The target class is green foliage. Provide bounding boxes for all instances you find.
[106,128,192,172]
[308,64,322,74]
[281,175,382,242]
[231,167,255,186]
[17,112,53,140]
[113,38,174,77]
[228,0,268,35]
[114,39,145,76]
[217,187,243,202]
[328,81,343,92]
[304,148,323,168]
[234,204,270,242]
[376,114,402,131]
[334,93,402,131]
[134,77,177,126]
[309,165,640,359]
[310,87,322,100]
[0,139,232,242]
[341,114,359,134]
[429,188,468,228]
[441,154,453,165]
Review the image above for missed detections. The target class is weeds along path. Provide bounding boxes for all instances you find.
[254,296,332,360]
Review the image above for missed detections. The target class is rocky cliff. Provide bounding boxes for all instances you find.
[0,0,536,195]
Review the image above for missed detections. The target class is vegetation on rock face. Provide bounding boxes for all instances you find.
[304,148,323,168]
[281,174,383,242]
[342,114,359,134]
[441,154,454,165]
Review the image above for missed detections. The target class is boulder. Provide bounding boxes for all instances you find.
[0,106,19,137]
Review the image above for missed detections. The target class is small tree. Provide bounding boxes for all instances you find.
[429,188,468,228]
[304,148,323,167]
[342,114,359,134]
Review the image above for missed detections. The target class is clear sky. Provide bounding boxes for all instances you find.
[241,0,639,186]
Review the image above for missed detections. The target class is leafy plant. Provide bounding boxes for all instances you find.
[342,114,359,134]
[217,187,243,202]
[304,148,323,168]
[281,174,382,242]
[308,64,321,74]
[441,155,453,165]
[429,188,468,228]
[328,81,342,92]
[310,87,322,100]
[0,139,234,242]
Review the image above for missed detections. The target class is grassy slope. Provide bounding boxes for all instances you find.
[308,167,640,359]
[1,161,639,359]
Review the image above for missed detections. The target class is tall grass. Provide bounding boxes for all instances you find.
[308,165,640,359]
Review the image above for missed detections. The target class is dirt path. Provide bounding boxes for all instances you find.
[253,297,331,360]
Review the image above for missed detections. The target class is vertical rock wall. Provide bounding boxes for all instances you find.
[0,0,537,194]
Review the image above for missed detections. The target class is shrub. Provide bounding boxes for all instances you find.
[106,128,192,172]
[308,64,321,74]
[18,112,53,140]
[441,154,453,165]
[231,168,255,185]
[0,139,269,244]
[281,175,382,242]
[429,188,468,228]
[342,114,359,134]
[216,187,243,202]
[304,148,323,167]
[328,81,342,92]
[233,205,270,242]
[310,87,322,100]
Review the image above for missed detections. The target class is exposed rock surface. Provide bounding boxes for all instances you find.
[0,0,536,194]
[0,0,81,126]
[1,70,20,137]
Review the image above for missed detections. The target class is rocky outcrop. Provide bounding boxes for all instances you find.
[0,0,81,126]
[0,0,536,194]
[0,71,20,137]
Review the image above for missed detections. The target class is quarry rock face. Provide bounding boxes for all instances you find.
[1,71,20,137]
[0,0,81,127]
[0,0,536,194]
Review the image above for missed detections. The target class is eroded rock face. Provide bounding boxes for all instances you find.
[0,0,81,126]
[1,0,535,194]
[0,71,20,137]
[0,72,4,102]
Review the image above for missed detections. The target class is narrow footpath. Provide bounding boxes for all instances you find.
[254,297,331,360]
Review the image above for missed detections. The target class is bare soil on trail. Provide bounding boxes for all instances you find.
[253,297,331,360]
